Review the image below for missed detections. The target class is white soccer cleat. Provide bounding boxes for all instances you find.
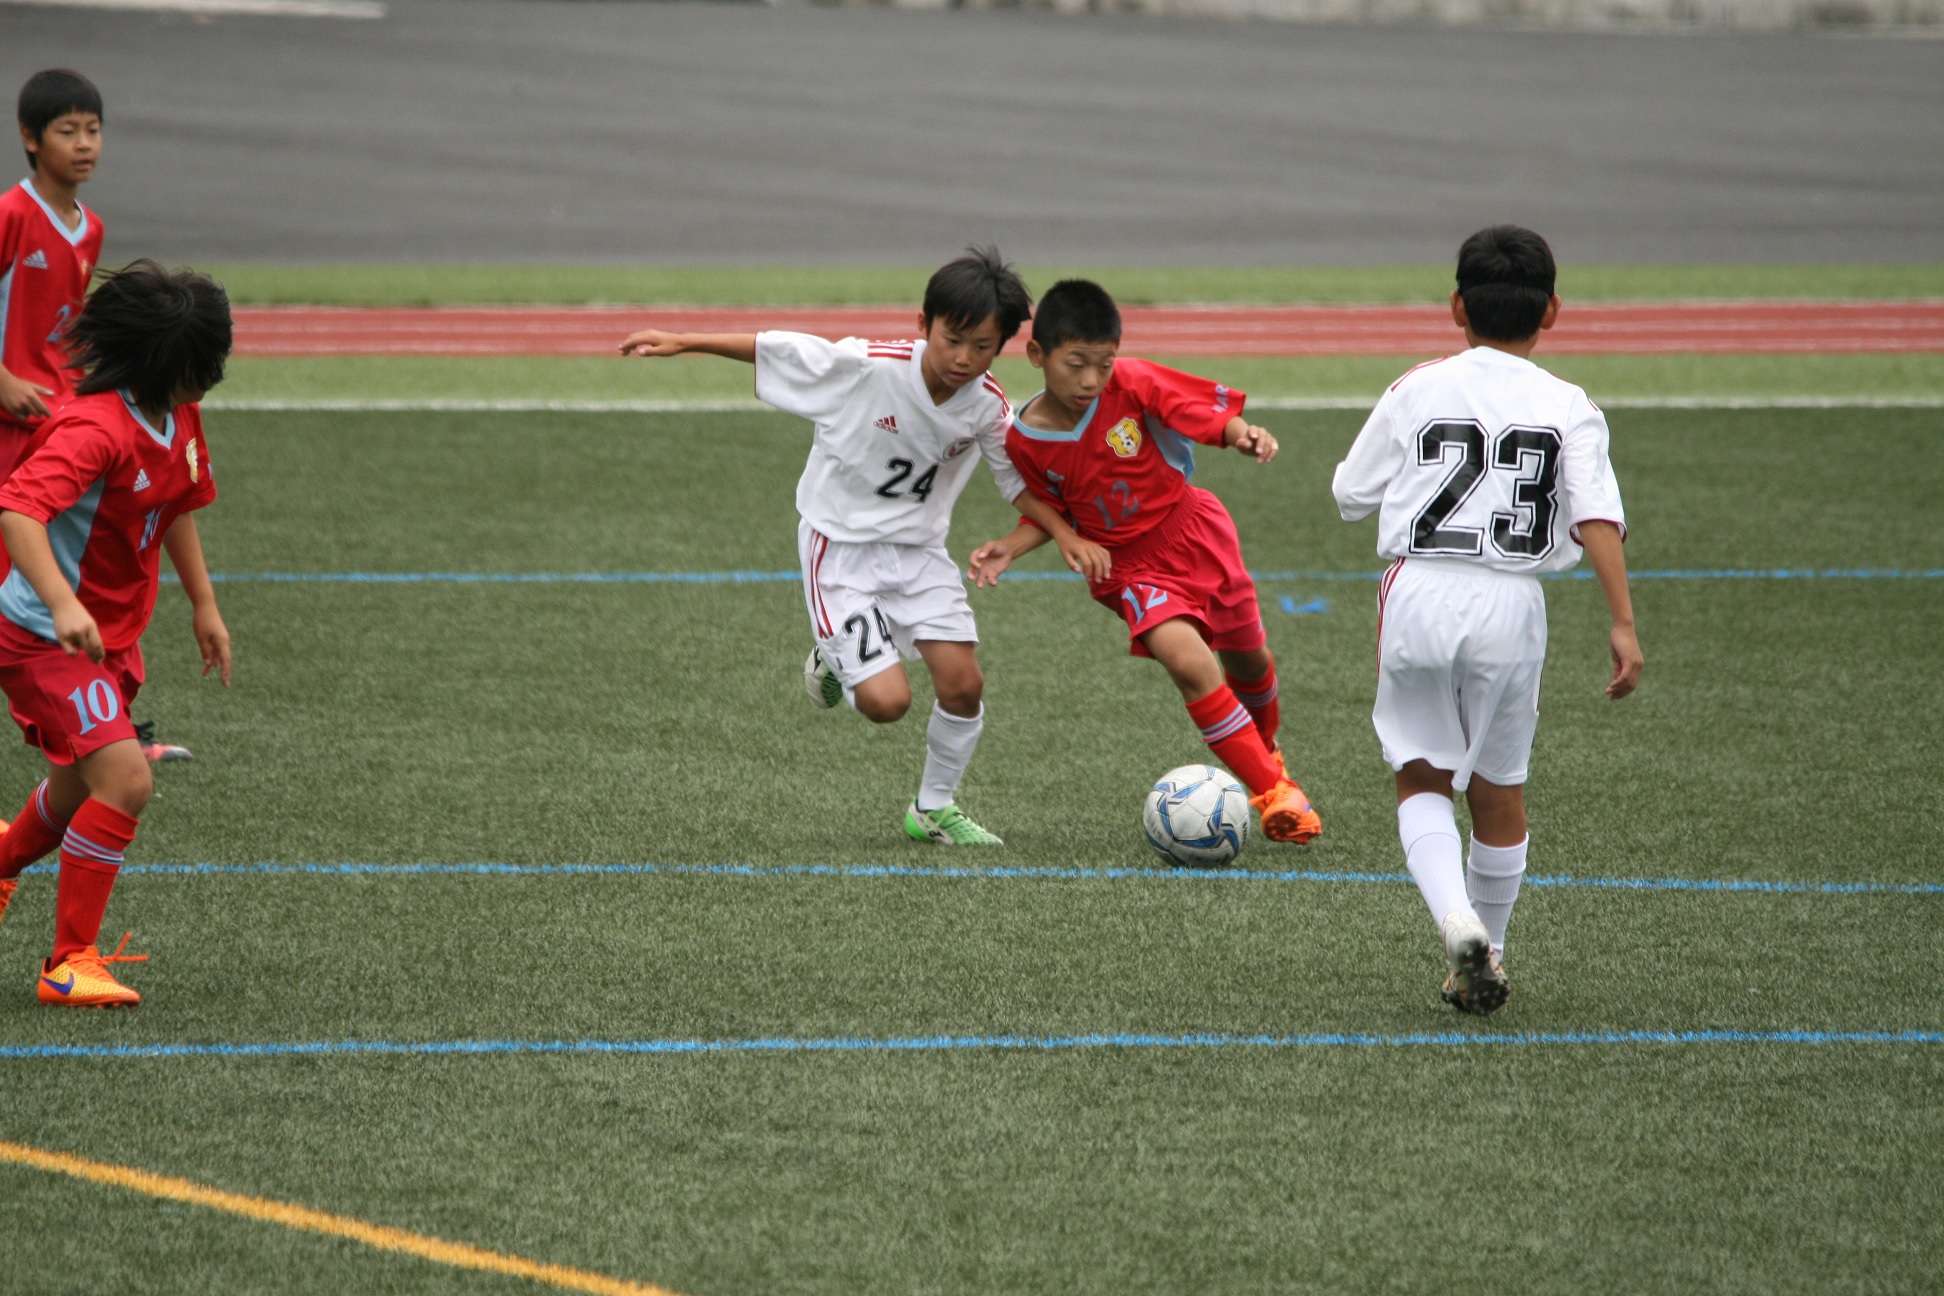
[1440,912,1509,1016]
[802,646,844,709]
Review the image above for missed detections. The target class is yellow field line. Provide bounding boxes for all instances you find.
[0,1138,686,1296]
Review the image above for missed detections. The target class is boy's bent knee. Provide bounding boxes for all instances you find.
[857,695,911,724]
[78,740,152,817]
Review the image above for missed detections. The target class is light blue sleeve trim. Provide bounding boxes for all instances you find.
[0,477,105,640]
[1148,418,1198,481]
[0,261,12,364]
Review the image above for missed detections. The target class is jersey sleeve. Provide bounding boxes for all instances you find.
[1559,394,1625,544]
[1332,386,1407,522]
[978,400,1026,506]
[1119,358,1244,445]
[754,332,868,424]
[0,414,118,522]
[181,408,218,513]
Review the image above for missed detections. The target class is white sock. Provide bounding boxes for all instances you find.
[1398,792,1474,931]
[917,702,983,812]
[1467,835,1528,954]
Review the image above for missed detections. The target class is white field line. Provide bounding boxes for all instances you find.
[0,0,382,15]
[202,395,1944,414]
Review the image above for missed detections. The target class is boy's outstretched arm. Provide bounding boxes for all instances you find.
[618,330,757,363]
[967,522,1051,588]
[1578,520,1642,700]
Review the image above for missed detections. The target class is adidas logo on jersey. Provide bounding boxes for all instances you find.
[132,469,151,492]
[874,415,899,435]
[23,250,49,270]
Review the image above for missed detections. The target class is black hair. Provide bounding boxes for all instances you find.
[69,260,232,412]
[922,245,1033,342]
[1030,278,1121,353]
[1456,225,1556,343]
[17,69,102,171]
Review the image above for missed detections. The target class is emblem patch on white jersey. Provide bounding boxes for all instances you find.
[23,250,49,270]
[186,439,200,483]
[132,469,151,492]
[874,415,900,435]
[1106,418,1143,459]
[945,438,974,459]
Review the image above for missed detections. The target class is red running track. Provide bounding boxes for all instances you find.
[232,301,1944,358]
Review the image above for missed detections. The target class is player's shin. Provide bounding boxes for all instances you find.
[1398,792,1475,929]
[1225,666,1280,748]
[917,701,983,812]
[50,799,139,965]
[1466,836,1527,953]
[1184,686,1282,795]
[0,779,66,879]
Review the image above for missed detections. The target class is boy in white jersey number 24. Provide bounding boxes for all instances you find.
[620,248,1043,846]
[1332,226,1644,1015]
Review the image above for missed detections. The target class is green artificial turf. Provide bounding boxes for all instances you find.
[212,352,1944,406]
[0,407,1939,1295]
[202,263,1944,307]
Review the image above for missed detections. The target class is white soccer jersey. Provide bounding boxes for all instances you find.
[756,332,1024,547]
[1332,347,1626,575]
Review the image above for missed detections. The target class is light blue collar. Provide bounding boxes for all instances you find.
[120,391,175,449]
[18,178,90,248]
[1012,391,1098,443]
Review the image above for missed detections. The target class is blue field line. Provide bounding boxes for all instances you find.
[187,567,1944,586]
[3,1027,1937,1063]
[46,858,1940,895]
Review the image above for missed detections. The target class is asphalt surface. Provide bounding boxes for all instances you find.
[2,1,1940,264]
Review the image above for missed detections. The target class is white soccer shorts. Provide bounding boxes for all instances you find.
[1373,558,1548,790]
[798,522,978,689]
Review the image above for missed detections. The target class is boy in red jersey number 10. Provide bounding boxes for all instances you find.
[620,248,1032,846]
[0,261,234,1008]
[1333,226,1642,1015]
[967,280,1322,845]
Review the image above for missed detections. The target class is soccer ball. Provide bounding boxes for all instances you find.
[1142,764,1252,868]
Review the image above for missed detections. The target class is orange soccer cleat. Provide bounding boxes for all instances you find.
[0,878,15,928]
[1251,778,1322,844]
[37,932,148,1008]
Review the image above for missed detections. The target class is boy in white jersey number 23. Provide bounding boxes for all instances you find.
[1332,226,1644,1015]
[620,249,1040,846]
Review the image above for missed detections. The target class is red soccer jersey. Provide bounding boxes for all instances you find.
[0,180,105,459]
[1007,357,1243,548]
[0,390,216,651]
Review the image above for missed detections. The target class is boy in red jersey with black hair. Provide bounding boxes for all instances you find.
[0,259,232,1007]
[2,69,105,471]
[967,279,1321,844]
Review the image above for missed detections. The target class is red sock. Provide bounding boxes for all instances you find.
[0,780,71,880]
[1225,665,1281,749]
[1185,686,1284,796]
[51,799,139,966]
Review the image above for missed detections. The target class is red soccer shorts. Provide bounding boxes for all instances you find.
[1088,486,1267,658]
[0,618,143,764]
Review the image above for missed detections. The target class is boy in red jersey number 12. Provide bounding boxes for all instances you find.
[967,280,1322,845]
[621,248,1031,846]
[1333,226,1642,1015]
[0,261,234,1008]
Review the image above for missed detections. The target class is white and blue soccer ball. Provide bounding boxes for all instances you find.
[1142,764,1252,868]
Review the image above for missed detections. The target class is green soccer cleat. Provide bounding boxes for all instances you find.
[803,647,844,709]
[903,800,1003,846]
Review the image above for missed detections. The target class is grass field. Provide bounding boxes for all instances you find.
[0,389,1940,1293]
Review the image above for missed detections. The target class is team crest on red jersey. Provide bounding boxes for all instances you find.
[1105,418,1143,458]
[186,439,201,483]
